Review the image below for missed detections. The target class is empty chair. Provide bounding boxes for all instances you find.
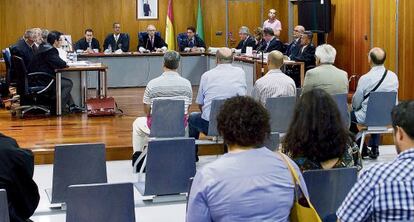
[265,96,296,134]
[66,183,135,222]
[135,138,196,201]
[207,99,226,137]
[333,93,350,128]
[46,143,107,204]
[0,189,10,222]
[303,167,358,221]
[357,91,397,151]
[149,99,185,138]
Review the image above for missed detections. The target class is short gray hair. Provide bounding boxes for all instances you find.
[216,47,233,64]
[24,29,36,39]
[42,29,49,42]
[315,44,336,64]
[239,26,250,35]
[163,50,181,69]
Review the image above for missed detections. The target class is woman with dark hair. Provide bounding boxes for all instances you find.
[283,88,360,171]
[187,96,309,222]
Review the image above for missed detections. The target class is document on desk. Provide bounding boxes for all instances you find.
[67,61,90,66]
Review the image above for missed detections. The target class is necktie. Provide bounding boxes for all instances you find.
[115,35,119,43]
[88,41,92,49]
[188,39,194,48]
[151,37,154,47]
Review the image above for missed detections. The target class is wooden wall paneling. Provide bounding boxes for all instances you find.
[398,0,414,100]
[203,0,226,47]
[263,0,289,42]
[350,0,370,76]
[372,0,397,72]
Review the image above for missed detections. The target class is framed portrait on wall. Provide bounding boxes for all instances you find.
[137,0,158,19]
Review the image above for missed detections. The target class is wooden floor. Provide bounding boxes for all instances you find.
[0,87,224,164]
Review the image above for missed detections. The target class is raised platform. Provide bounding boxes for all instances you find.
[0,87,224,164]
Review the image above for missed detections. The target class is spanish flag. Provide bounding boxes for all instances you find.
[165,0,175,50]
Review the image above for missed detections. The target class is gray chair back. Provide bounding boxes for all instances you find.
[263,132,280,151]
[137,138,196,196]
[0,189,10,222]
[333,93,350,127]
[150,99,185,137]
[66,183,135,222]
[207,99,226,136]
[265,96,296,133]
[365,91,397,126]
[303,167,358,221]
[296,88,302,99]
[51,143,107,203]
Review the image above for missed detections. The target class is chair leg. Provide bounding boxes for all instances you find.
[359,132,366,153]
[21,105,50,118]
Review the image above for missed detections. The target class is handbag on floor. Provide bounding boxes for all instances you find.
[86,97,122,117]
[278,152,322,222]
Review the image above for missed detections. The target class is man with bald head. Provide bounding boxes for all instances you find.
[351,47,399,159]
[189,47,247,157]
[286,25,305,57]
[263,9,282,37]
[138,24,167,53]
[252,50,295,105]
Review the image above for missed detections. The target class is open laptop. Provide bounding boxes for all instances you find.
[45,143,107,207]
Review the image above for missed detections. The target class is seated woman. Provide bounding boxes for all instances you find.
[282,88,361,171]
[186,96,308,222]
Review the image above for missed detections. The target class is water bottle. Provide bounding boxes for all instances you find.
[73,51,77,62]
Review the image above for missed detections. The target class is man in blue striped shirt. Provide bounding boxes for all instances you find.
[337,100,414,222]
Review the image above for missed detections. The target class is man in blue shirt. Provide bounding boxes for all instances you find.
[337,100,414,222]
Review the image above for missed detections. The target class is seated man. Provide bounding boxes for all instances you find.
[74,28,100,53]
[189,47,247,148]
[285,25,304,57]
[234,26,256,54]
[137,25,167,53]
[302,44,348,95]
[0,132,39,222]
[180,26,206,52]
[103,22,130,52]
[337,100,414,222]
[10,29,36,69]
[29,31,81,113]
[256,27,283,53]
[290,31,316,69]
[350,47,399,159]
[252,50,296,105]
[132,51,192,153]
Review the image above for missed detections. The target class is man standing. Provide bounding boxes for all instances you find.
[252,50,296,105]
[132,51,192,153]
[263,9,282,37]
[285,25,305,57]
[189,47,247,143]
[291,31,316,69]
[103,22,130,52]
[138,25,168,53]
[235,26,256,53]
[350,47,399,159]
[0,132,39,222]
[180,26,206,52]
[74,29,100,53]
[302,44,348,95]
[337,101,414,222]
[257,28,283,53]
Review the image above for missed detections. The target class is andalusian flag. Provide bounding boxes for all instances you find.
[196,0,204,40]
[165,0,175,50]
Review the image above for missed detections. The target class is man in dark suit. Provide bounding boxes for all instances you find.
[103,22,130,52]
[235,26,256,53]
[180,26,206,52]
[10,29,36,69]
[143,0,151,16]
[291,31,316,69]
[29,31,81,113]
[0,132,40,222]
[257,27,283,53]
[138,25,168,53]
[286,25,305,57]
[74,28,100,53]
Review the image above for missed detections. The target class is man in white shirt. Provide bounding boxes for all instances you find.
[252,50,296,105]
[263,9,282,37]
[189,48,247,152]
[351,47,399,159]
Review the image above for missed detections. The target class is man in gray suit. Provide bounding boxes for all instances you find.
[302,44,348,95]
